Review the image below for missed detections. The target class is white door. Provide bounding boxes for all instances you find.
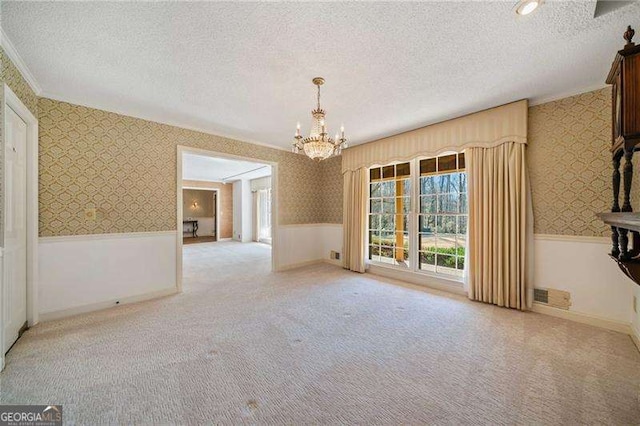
[3,106,27,353]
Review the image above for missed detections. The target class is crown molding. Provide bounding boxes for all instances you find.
[0,28,42,96]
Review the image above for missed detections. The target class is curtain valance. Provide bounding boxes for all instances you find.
[342,100,528,172]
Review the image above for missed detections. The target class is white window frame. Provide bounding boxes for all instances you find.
[366,155,467,283]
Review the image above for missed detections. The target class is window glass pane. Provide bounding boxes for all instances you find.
[369,230,380,245]
[459,173,467,193]
[370,182,381,197]
[382,198,395,214]
[420,195,436,213]
[418,214,436,233]
[396,162,410,177]
[394,214,408,234]
[369,214,380,230]
[436,215,456,234]
[381,215,395,231]
[419,233,436,252]
[396,232,409,250]
[458,216,468,235]
[456,255,465,270]
[438,154,457,172]
[459,153,465,170]
[436,234,456,253]
[380,231,395,246]
[403,179,411,195]
[436,253,457,269]
[420,158,436,175]
[368,161,415,269]
[437,193,459,214]
[370,199,382,214]
[399,197,411,214]
[419,251,435,271]
[380,247,394,263]
[381,181,395,197]
[459,193,468,214]
[437,173,459,194]
[382,165,395,179]
[420,176,436,194]
[456,234,467,257]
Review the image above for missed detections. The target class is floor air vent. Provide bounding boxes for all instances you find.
[534,288,571,309]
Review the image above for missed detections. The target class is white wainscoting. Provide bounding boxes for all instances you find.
[276,224,343,270]
[533,234,635,326]
[38,231,177,321]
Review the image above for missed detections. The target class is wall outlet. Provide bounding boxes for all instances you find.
[84,208,97,221]
[330,251,341,260]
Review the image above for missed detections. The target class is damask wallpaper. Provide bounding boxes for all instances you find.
[528,88,612,237]
[38,98,327,236]
[319,156,343,224]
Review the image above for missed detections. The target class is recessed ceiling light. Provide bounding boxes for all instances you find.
[515,0,542,16]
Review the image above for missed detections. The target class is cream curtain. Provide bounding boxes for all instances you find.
[343,168,367,273]
[466,142,531,310]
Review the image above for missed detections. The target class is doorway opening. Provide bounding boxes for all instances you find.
[176,147,277,291]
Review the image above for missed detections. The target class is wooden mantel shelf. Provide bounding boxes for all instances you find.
[597,212,640,232]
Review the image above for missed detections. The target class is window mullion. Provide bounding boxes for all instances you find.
[411,158,418,273]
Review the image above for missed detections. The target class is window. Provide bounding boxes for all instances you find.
[418,153,467,277]
[368,162,411,266]
[367,153,467,279]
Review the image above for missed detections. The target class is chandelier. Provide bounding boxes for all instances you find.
[292,77,348,161]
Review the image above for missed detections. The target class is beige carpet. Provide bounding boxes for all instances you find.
[1,241,638,424]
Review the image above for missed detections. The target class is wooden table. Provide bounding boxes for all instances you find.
[183,220,198,238]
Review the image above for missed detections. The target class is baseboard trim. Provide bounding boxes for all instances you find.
[277,259,325,271]
[39,287,178,322]
[531,303,632,335]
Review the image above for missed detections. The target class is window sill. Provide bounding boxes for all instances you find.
[366,262,466,296]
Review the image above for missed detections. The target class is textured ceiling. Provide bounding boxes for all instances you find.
[182,154,270,183]
[2,1,639,150]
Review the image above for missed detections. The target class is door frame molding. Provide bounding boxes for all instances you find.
[1,84,39,370]
[176,146,279,292]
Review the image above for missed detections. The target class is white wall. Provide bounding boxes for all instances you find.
[232,179,253,242]
[533,235,635,324]
[38,231,177,320]
[277,224,343,269]
[233,181,242,241]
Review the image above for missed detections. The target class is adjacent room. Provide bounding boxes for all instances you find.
[0,1,639,424]
[180,151,274,282]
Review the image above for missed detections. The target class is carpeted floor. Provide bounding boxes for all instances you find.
[1,241,639,424]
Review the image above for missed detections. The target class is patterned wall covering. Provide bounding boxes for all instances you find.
[0,47,39,244]
[319,156,343,224]
[528,88,612,237]
[39,98,326,236]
